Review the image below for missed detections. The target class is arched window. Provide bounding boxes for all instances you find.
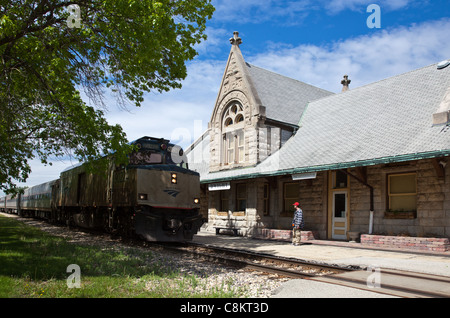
[222,102,245,164]
[223,103,243,128]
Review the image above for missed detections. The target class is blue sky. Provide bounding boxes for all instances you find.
[5,0,450,193]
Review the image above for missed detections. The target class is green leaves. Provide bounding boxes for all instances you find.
[0,0,214,191]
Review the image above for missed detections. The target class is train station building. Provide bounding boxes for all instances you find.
[186,32,450,244]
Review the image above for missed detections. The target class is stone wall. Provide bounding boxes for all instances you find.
[206,174,327,238]
[348,158,449,238]
[297,172,328,238]
[204,158,449,240]
[255,173,327,238]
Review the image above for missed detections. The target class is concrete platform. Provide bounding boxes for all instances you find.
[192,230,450,298]
[193,231,450,275]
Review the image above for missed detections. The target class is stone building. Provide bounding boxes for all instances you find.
[186,32,450,241]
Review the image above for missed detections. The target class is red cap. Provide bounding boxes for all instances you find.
[293,202,299,206]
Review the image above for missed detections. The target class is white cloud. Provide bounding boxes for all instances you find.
[211,0,313,25]
[104,58,225,147]
[195,27,230,57]
[248,18,450,92]
[5,158,77,192]
[211,0,413,24]
[324,0,412,13]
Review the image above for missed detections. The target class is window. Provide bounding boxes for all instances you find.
[236,183,247,212]
[387,173,417,211]
[226,133,235,164]
[224,130,244,164]
[334,193,347,218]
[223,103,244,128]
[222,102,245,165]
[283,182,299,215]
[220,190,229,213]
[237,130,244,163]
[225,117,233,127]
[332,170,348,188]
[263,183,270,216]
[129,150,162,165]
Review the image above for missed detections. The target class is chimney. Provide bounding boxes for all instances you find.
[341,75,351,92]
[433,60,450,125]
[433,86,450,125]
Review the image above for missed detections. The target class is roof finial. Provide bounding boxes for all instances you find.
[229,31,242,47]
[341,75,351,92]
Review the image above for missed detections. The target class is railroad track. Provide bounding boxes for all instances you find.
[8,214,449,298]
[151,242,357,279]
[152,242,450,298]
[312,268,450,298]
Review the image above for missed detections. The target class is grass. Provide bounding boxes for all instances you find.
[0,215,242,298]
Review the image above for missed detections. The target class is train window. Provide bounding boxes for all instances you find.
[147,153,162,164]
[129,151,162,165]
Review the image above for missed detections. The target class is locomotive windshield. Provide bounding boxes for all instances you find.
[129,137,188,168]
[129,150,162,165]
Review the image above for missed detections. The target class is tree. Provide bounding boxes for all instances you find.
[0,0,214,192]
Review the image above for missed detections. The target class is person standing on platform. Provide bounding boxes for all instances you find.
[292,202,304,246]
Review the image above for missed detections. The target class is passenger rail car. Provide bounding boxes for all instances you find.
[0,137,203,242]
[2,194,20,214]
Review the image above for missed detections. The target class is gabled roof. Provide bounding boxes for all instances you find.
[210,35,333,128]
[245,63,334,126]
[277,62,450,171]
[188,61,450,183]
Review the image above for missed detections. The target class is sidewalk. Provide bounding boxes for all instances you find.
[193,231,450,277]
[193,231,450,297]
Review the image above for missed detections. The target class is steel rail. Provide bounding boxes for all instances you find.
[157,242,450,298]
[151,242,355,279]
[187,241,359,272]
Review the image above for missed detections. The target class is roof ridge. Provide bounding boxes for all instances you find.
[337,61,445,95]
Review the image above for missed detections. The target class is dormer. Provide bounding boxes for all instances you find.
[433,60,450,125]
[208,32,264,172]
[208,32,334,173]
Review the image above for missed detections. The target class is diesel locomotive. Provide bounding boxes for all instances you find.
[0,137,204,242]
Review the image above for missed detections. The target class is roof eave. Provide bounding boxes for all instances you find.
[200,149,450,184]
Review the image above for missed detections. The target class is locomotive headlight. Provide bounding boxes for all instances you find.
[138,193,148,200]
[171,173,177,184]
[194,198,200,204]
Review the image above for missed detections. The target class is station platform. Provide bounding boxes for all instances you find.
[193,230,450,276]
[192,230,450,298]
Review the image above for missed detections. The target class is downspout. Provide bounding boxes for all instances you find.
[368,188,374,235]
[340,169,374,234]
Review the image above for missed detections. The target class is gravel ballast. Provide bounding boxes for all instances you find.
[3,214,289,298]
